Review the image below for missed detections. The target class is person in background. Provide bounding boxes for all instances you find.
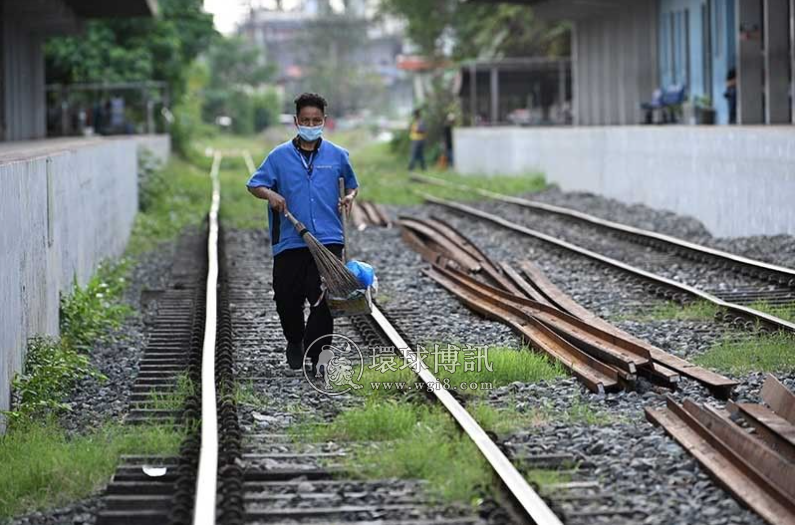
[443,113,455,168]
[408,109,427,171]
[245,92,359,372]
[724,68,737,124]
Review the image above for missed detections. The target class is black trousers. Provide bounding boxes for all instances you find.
[272,244,343,363]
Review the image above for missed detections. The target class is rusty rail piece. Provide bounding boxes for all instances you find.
[437,266,649,376]
[351,200,392,230]
[400,217,738,397]
[761,374,795,425]
[400,215,526,295]
[368,306,565,525]
[411,173,795,287]
[424,265,619,394]
[420,194,795,335]
[515,260,735,396]
[647,386,795,525]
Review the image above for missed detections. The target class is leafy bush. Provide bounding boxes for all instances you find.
[3,337,105,422]
[137,150,168,212]
[60,260,132,351]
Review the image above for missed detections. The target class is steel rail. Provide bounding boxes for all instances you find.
[411,174,795,286]
[368,305,564,525]
[193,151,223,525]
[422,194,795,334]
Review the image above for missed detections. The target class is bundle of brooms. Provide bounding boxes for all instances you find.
[283,185,371,317]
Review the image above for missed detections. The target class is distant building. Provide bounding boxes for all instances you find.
[471,0,794,126]
[0,0,158,141]
[237,1,410,115]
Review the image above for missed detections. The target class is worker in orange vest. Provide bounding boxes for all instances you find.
[408,109,427,171]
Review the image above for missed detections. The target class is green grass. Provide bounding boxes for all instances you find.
[469,403,547,436]
[693,332,795,374]
[295,399,493,504]
[747,300,795,323]
[126,156,212,255]
[350,141,546,206]
[524,468,572,489]
[233,380,271,409]
[188,132,546,221]
[148,374,194,412]
[287,345,570,505]
[354,345,565,397]
[0,420,184,519]
[60,259,133,351]
[613,300,722,322]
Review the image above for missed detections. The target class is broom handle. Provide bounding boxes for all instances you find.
[339,177,347,262]
[283,209,308,236]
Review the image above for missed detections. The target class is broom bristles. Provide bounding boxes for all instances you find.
[284,209,362,297]
[303,233,362,297]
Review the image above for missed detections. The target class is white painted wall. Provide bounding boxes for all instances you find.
[454,126,795,238]
[0,135,170,425]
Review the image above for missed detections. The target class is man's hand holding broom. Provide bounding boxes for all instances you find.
[248,186,287,214]
[338,189,358,216]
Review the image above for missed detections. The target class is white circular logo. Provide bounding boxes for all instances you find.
[303,334,364,395]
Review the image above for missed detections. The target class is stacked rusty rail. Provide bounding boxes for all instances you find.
[646,375,795,525]
[350,200,391,230]
[400,216,737,398]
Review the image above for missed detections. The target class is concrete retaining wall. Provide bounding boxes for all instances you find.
[454,126,795,238]
[134,134,171,165]
[0,135,170,425]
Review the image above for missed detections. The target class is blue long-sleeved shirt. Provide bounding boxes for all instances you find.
[246,138,359,256]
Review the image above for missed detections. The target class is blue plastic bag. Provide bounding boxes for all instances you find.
[345,260,375,288]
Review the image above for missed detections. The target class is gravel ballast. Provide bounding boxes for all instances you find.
[350,193,794,525]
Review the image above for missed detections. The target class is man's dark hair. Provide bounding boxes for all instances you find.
[295,93,327,115]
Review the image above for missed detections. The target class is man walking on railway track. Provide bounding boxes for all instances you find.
[246,92,359,372]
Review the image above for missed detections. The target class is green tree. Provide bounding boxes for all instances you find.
[202,36,278,134]
[379,0,569,59]
[292,16,386,115]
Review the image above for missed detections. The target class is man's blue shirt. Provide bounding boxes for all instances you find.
[246,138,359,256]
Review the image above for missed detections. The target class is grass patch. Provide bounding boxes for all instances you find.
[126,156,211,255]
[524,468,572,488]
[3,337,105,423]
[0,420,184,519]
[747,300,795,323]
[614,300,722,322]
[298,399,492,504]
[233,380,270,409]
[469,402,547,436]
[350,141,546,206]
[148,374,194,412]
[693,332,795,374]
[355,345,565,397]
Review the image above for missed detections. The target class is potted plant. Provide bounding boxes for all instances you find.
[694,96,716,125]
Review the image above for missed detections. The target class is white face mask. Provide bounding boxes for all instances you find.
[297,124,324,142]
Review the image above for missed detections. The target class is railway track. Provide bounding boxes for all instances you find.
[89,156,793,525]
[92,152,583,524]
[414,191,795,335]
[412,174,795,333]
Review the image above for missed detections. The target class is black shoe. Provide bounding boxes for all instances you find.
[286,341,304,370]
